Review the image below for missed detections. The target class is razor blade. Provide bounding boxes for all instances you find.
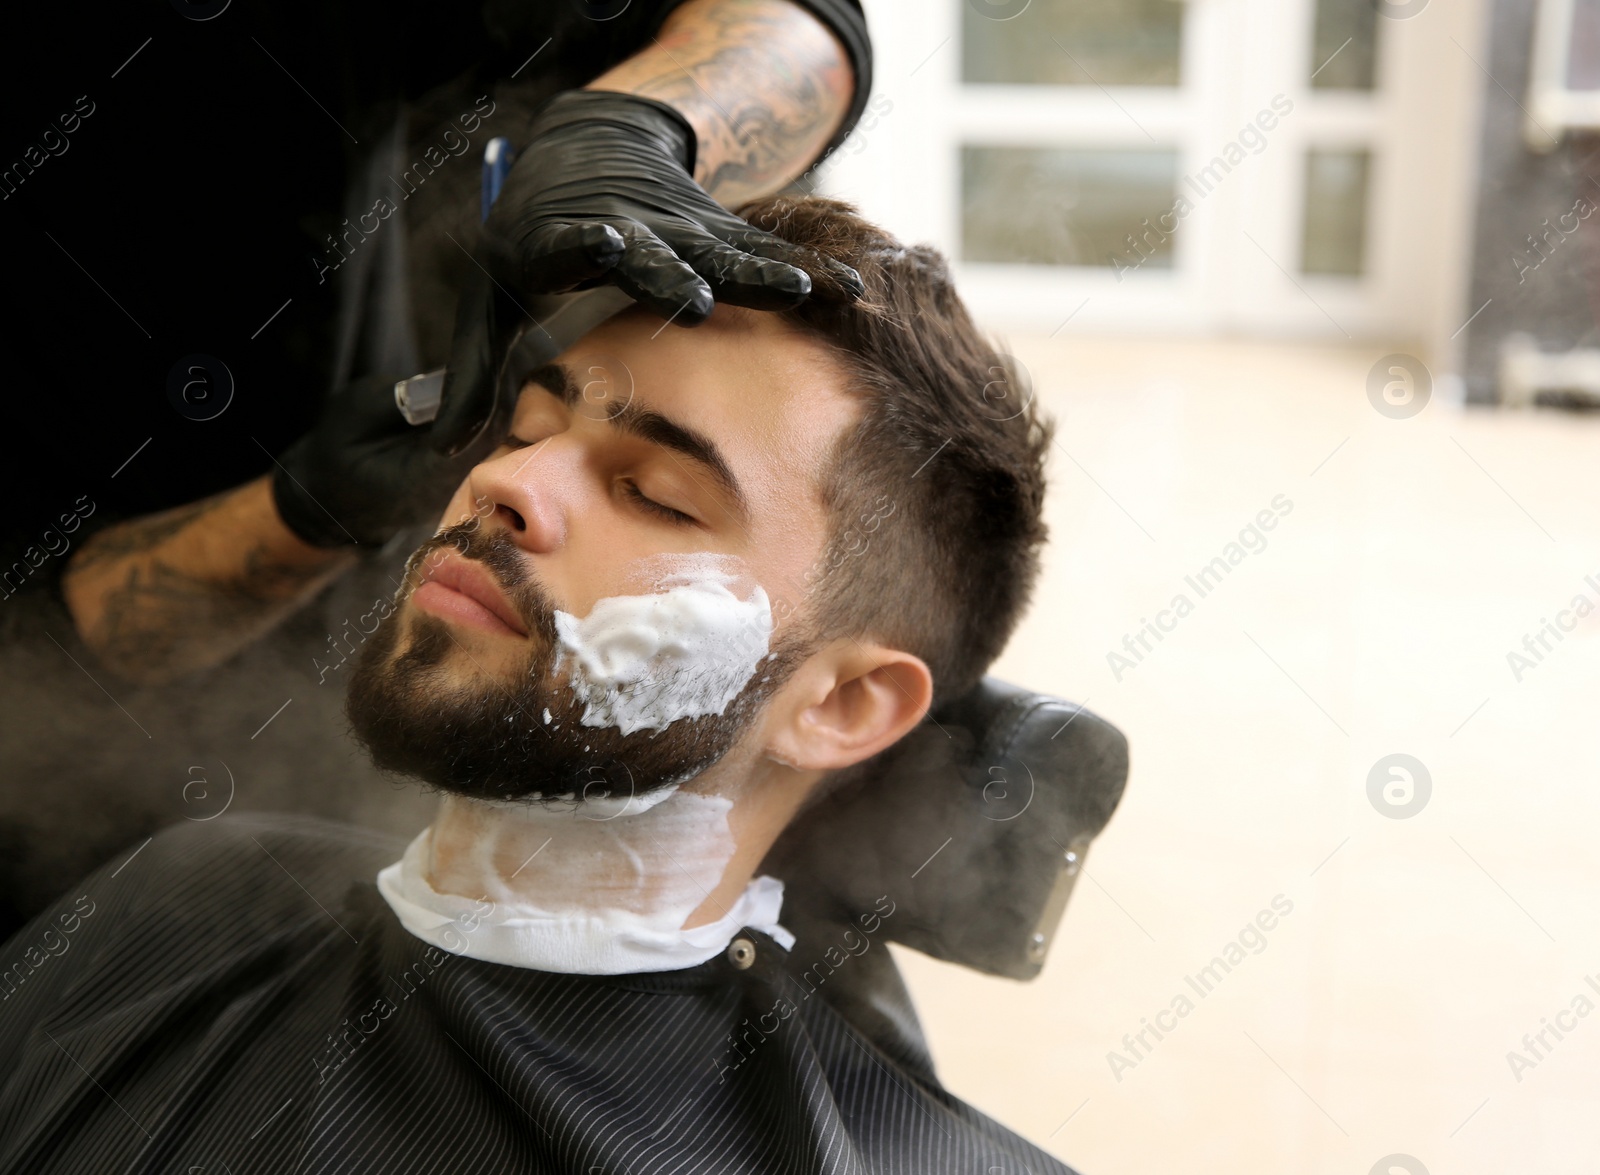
[393,285,637,426]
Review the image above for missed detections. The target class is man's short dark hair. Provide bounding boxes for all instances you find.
[739,195,1053,709]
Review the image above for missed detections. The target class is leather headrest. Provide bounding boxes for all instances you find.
[762,677,1129,980]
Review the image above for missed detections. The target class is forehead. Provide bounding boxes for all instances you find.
[556,305,860,520]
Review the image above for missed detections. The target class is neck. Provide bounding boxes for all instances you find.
[424,753,819,930]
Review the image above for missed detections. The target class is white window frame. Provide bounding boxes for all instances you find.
[822,0,1490,366]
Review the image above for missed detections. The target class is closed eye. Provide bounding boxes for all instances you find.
[621,480,697,526]
[496,434,536,455]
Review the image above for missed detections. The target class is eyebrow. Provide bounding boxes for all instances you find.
[526,363,750,524]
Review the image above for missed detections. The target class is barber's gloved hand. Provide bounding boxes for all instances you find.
[432,88,864,454]
[486,89,863,315]
[272,373,496,549]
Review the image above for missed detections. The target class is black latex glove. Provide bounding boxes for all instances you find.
[432,89,864,455]
[271,373,496,549]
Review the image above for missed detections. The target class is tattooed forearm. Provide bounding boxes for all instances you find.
[65,496,226,575]
[587,0,854,205]
[84,539,338,684]
[62,478,355,685]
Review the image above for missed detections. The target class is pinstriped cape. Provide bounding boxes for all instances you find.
[0,814,1077,1174]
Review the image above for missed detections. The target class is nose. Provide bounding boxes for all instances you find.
[465,438,576,555]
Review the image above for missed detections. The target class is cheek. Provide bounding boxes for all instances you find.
[741,535,820,641]
[763,497,833,589]
[737,429,841,589]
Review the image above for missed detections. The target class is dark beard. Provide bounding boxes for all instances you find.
[346,522,804,805]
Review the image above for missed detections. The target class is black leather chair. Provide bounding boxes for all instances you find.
[760,678,1129,1077]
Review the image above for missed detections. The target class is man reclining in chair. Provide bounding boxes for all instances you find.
[0,196,1065,1174]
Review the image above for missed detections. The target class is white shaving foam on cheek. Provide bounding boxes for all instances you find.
[552,555,773,735]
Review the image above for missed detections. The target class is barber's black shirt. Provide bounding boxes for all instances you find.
[0,0,871,528]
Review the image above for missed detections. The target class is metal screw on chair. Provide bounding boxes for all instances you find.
[1062,848,1080,876]
[727,937,756,969]
[1027,932,1048,962]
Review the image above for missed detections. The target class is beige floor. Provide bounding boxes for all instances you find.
[891,335,1600,1175]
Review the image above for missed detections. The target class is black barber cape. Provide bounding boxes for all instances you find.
[0,816,1078,1174]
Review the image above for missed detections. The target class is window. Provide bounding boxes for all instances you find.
[961,0,1184,85]
[1301,148,1371,275]
[1310,0,1379,90]
[818,0,1478,351]
[961,146,1180,268]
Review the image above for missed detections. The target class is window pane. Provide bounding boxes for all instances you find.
[962,145,1180,269]
[1310,0,1378,90]
[1569,0,1600,88]
[1301,149,1371,275]
[962,0,1182,86]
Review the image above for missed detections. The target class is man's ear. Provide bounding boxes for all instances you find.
[765,640,933,772]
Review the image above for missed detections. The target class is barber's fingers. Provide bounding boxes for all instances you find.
[666,232,813,312]
[725,228,866,301]
[602,220,717,324]
[510,216,865,321]
[697,204,866,301]
[507,221,626,292]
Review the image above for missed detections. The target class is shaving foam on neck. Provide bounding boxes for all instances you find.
[375,788,797,974]
[428,788,737,916]
[553,554,773,735]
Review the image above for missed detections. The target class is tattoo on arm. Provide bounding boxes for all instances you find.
[86,543,325,684]
[64,487,352,684]
[64,496,225,575]
[598,0,855,205]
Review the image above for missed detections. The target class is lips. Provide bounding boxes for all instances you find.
[415,552,529,637]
